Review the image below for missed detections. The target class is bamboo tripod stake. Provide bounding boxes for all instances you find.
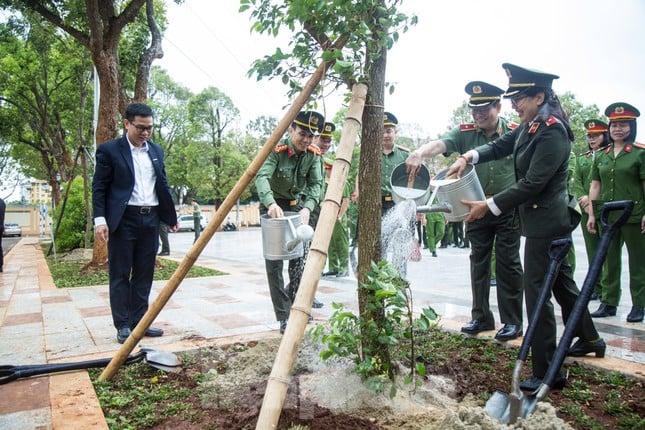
[99,59,336,382]
[255,83,368,430]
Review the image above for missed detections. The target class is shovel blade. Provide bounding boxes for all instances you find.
[140,348,182,373]
[484,390,511,422]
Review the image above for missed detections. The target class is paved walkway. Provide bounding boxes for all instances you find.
[0,228,643,429]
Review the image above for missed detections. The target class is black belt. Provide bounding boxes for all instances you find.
[382,195,393,202]
[126,205,158,215]
[275,198,300,208]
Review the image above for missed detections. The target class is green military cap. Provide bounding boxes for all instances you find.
[320,122,335,138]
[584,119,608,133]
[465,81,504,108]
[604,102,640,121]
[384,112,398,127]
[501,63,559,97]
[294,110,324,134]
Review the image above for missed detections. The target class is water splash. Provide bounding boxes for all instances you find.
[381,199,417,278]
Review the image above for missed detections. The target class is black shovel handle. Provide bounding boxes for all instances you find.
[0,351,145,385]
[518,238,572,362]
[542,200,634,389]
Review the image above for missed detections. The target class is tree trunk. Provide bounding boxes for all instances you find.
[357,5,390,374]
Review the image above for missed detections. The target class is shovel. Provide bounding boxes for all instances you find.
[484,237,572,423]
[0,347,182,385]
[514,200,634,421]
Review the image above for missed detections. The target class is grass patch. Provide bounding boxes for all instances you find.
[42,243,224,288]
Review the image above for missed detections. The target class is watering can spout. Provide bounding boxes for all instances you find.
[416,203,451,214]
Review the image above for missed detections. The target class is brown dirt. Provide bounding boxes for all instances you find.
[117,336,644,430]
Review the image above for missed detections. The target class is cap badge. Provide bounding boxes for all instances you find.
[310,115,319,125]
[472,85,482,94]
[588,121,595,129]
[615,106,624,114]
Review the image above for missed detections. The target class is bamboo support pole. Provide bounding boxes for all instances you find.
[255,83,367,430]
[99,59,335,381]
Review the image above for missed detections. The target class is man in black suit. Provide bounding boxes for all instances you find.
[92,102,178,344]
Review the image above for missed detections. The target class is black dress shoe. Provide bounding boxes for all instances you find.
[460,320,495,335]
[117,327,131,344]
[627,306,644,323]
[279,320,287,334]
[157,251,170,256]
[431,251,437,257]
[590,303,617,318]
[519,373,566,392]
[312,297,324,308]
[336,272,349,278]
[322,271,338,277]
[590,291,601,301]
[439,244,448,249]
[495,324,523,341]
[567,338,606,357]
[144,327,164,337]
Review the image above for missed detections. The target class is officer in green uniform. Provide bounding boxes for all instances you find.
[447,64,604,391]
[588,103,645,323]
[572,119,610,300]
[424,197,445,257]
[380,112,409,214]
[255,110,324,334]
[407,81,524,341]
[318,122,351,278]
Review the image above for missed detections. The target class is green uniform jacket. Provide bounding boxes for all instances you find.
[382,145,409,197]
[256,140,323,212]
[591,143,645,224]
[442,118,517,194]
[572,150,595,198]
[477,117,576,238]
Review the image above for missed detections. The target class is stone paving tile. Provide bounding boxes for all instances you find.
[0,376,49,414]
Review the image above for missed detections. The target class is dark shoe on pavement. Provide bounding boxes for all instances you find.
[117,327,131,344]
[336,272,349,277]
[322,271,338,277]
[279,320,287,334]
[312,297,324,308]
[432,251,437,257]
[590,303,617,318]
[461,320,495,335]
[439,244,448,249]
[157,251,170,256]
[627,306,644,323]
[590,291,601,301]
[567,338,606,357]
[519,373,566,392]
[490,278,497,287]
[144,327,164,337]
[494,324,523,341]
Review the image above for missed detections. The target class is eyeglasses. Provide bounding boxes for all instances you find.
[510,94,529,108]
[131,124,154,133]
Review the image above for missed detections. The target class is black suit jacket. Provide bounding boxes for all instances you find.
[477,117,577,238]
[92,135,177,231]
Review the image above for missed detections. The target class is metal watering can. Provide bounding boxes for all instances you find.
[260,212,314,260]
[389,163,451,215]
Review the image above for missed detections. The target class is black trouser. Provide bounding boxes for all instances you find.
[108,206,159,330]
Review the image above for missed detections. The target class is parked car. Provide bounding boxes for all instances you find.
[3,223,22,237]
[176,215,206,232]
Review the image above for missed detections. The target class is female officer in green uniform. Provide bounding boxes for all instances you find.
[447,64,604,391]
[573,119,610,300]
[587,103,645,323]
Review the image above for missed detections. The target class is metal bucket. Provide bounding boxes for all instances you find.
[260,212,304,260]
[431,164,485,222]
[390,162,431,206]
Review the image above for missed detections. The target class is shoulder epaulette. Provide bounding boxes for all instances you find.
[528,122,540,134]
[633,141,645,149]
[307,144,321,155]
[508,122,519,130]
[605,145,612,154]
[460,123,477,131]
[397,145,411,152]
[275,144,288,153]
[545,116,559,126]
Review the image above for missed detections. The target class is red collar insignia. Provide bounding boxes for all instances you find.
[528,123,540,134]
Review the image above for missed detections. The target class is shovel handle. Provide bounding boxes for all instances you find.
[541,200,633,390]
